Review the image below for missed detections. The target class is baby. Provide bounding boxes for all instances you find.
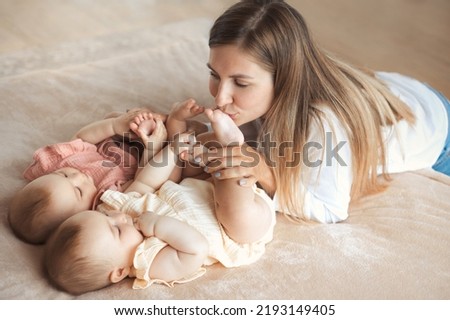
[8,107,181,244]
[44,102,275,295]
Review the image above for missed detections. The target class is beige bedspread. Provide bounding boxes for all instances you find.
[1,18,449,300]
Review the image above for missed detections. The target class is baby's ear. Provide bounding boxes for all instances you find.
[110,267,130,283]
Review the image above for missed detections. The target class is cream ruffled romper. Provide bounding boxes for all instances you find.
[97,178,276,289]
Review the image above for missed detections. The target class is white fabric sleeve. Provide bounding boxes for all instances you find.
[273,109,353,223]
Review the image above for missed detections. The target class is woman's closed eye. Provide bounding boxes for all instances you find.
[76,186,83,197]
[234,79,249,88]
[209,71,219,80]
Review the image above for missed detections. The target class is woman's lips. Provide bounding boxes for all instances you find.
[226,112,237,120]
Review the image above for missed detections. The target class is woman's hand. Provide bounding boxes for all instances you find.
[191,143,276,196]
[171,132,198,156]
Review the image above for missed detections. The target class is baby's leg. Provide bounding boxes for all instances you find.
[204,109,244,147]
[204,110,271,244]
[213,178,273,244]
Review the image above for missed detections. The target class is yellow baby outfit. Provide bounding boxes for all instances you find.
[97,178,276,289]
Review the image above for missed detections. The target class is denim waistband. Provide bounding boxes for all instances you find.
[424,83,450,146]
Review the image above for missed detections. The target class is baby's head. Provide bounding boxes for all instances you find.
[8,167,97,244]
[45,210,143,295]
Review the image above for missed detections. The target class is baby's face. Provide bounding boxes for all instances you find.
[33,167,98,225]
[73,210,144,268]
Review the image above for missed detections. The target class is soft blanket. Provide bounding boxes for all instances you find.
[1,18,449,299]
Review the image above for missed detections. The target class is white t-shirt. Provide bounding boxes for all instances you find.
[273,72,448,223]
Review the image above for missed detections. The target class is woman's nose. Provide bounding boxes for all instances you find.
[215,83,233,108]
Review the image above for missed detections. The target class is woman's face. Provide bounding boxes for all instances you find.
[208,44,274,126]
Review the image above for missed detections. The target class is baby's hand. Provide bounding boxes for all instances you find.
[135,118,167,150]
[169,99,205,122]
[134,211,158,237]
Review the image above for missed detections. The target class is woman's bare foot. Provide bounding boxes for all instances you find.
[204,109,244,146]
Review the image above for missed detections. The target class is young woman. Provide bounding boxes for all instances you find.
[193,0,449,223]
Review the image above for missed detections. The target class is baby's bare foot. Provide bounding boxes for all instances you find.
[204,109,244,146]
[137,119,155,136]
[130,113,156,137]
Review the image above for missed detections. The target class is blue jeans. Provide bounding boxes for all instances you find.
[427,85,450,176]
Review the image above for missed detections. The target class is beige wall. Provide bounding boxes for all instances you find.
[0,0,448,95]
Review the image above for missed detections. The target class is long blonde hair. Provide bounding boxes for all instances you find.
[209,0,414,221]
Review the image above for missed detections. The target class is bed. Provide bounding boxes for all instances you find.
[1,18,449,300]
